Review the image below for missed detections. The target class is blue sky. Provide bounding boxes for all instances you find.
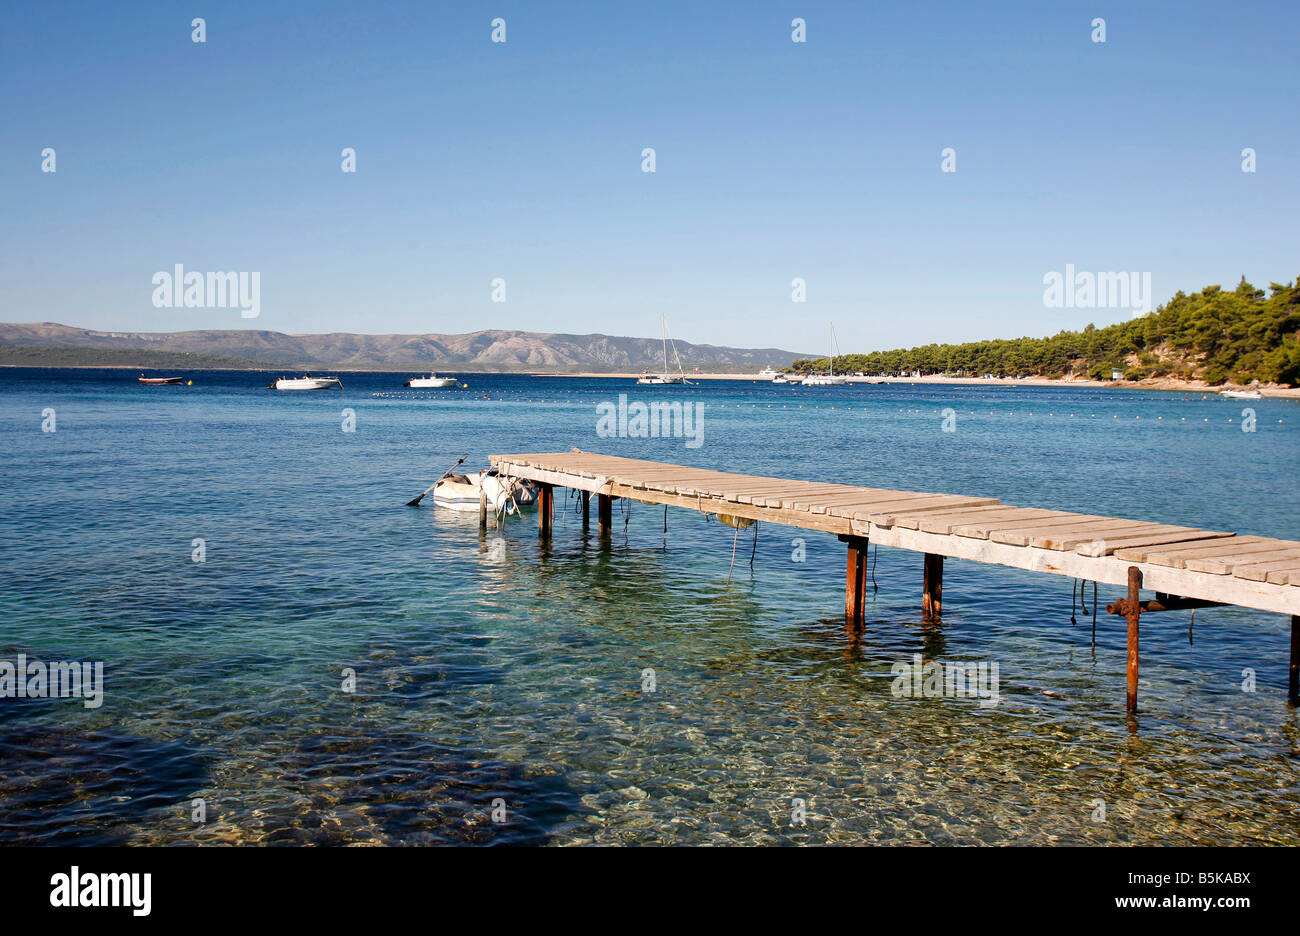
[2,0,1296,354]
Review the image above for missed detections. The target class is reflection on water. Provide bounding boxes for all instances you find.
[0,369,1297,845]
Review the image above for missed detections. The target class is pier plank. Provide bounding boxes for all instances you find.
[909,506,1059,534]
[951,512,1094,539]
[1072,529,1233,556]
[1031,523,1201,551]
[1184,548,1300,575]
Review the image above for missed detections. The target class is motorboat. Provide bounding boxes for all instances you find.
[137,374,184,385]
[1219,389,1262,400]
[433,470,537,513]
[405,375,459,388]
[771,373,790,384]
[272,374,343,390]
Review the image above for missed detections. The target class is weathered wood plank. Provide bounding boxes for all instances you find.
[1229,556,1300,582]
[1185,548,1300,575]
[910,506,1061,534]
[1072,529,1234,556]
[1031,523,1201,552]
[1112,535,1276,564]
[992,518,1157,547]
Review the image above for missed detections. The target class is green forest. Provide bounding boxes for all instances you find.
[791,277,1300,386]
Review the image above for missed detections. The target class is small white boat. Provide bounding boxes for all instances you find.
[405,375,459,388]
[137,373,185,385]
[771,374,790,384]
[433,470,536,513]
[273,374,342,390]
[1219,389,1262,399]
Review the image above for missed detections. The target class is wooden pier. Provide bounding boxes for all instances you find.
[490,451,1300,714]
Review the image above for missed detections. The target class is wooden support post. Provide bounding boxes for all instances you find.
[922,553,943,622]
[598,493,612,535]
[1126,565,1142,716]
[479,489,487,532]
[845,539,867,632]
[1290,614,1299,707]
[581,490,590,530]
[537,483,553,543]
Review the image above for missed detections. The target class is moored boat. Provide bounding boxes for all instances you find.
[405,375,459,388]
[800,322,847,385]
[272,374,343,390]
[635,313,692,385]
[1219,389,1262,399]
[137,373,184,385]
[433,470,536,513]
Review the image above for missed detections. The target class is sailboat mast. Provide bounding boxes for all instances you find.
[661,313,669,375]
[829,322,834,377]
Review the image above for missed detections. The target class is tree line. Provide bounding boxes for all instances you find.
[789,277,1300,385]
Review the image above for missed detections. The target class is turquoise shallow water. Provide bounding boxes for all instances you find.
[1,367,1298,845]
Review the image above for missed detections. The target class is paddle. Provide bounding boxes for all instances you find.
[406,455,468,507]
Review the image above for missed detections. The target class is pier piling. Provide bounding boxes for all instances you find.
[1291,615,1299,706]
[538,482,554,543]
[598,493,612,535]
[1124,566,1142,715]
[581,490,590,530]
[841,536,869,632]
[923,553,943,622]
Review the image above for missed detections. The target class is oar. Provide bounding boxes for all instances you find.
[406,454,468,507]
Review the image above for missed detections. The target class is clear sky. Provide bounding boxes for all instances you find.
[2,0,1296,354]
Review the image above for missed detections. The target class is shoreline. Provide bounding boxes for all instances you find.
[539,372,1300,398]
[2,363,1295,398]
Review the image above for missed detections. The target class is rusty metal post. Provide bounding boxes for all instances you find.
[845,540,866,632]
[598,493,612,535]
[922,553,943,622]
[537,483,553,543]
[1290,614,1299,706]
[581,490,590,530]
[1126,565,1142,715]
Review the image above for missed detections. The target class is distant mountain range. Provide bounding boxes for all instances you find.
[0,322,810,372]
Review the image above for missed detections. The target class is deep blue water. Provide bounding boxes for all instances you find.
[1,367,1298,845]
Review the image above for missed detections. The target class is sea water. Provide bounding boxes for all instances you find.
[0,368,1297,845]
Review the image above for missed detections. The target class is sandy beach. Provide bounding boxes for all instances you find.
[537,372,1300,398]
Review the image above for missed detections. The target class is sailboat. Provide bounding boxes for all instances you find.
[800,323,847,386]
[636,314,690,385]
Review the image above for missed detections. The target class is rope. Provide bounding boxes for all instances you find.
[727,522,740,584]
[869,542,878,592]
[749,521,758,570]
[1070,578,1078,626]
